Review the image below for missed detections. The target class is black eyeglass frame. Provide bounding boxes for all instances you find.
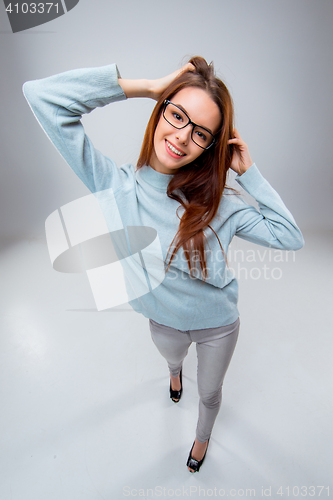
[162,99,217,150]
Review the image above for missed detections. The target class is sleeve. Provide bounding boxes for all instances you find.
[22,64,128,193]
[232,163,305,250]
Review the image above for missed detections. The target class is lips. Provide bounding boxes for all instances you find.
[165,140,186,158]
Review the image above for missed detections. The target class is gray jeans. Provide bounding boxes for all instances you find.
[149,317,240,443]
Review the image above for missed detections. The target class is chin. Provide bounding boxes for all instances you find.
[151,153,181,175]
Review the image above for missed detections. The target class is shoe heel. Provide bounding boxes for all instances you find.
[186,438,210,473]
[169,368,182,403]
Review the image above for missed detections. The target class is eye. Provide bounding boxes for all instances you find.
[172,112,183,122]
[195,130,208,142]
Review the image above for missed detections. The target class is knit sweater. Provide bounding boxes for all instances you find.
[22,63,304,330]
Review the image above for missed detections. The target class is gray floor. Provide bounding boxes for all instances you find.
[0,230,332,499]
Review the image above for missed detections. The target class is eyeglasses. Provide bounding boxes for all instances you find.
[162,100,216,150]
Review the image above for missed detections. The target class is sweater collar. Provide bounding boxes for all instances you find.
[136,165,173,191]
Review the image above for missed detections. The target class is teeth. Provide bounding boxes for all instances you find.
[167,140,185,156]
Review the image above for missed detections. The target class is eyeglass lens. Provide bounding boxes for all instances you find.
[163,102,214,149]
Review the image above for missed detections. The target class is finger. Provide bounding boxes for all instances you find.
[168,67,189,83]
[227,137,243,145]
[175,63,193,75]
[228,128,246,146]
[233,128,242,139]
[180,62,195,73]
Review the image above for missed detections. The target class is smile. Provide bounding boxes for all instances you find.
[165,140,186,157]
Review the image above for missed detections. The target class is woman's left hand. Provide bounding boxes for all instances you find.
[227,129,253,176]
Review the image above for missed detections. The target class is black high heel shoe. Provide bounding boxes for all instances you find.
[186,438,210,473]
[169,369,182,403]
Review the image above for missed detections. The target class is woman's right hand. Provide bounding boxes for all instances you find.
[118,63,194,100]
[148,62,195,100]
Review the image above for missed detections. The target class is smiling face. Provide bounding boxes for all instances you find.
[150,87,222,175]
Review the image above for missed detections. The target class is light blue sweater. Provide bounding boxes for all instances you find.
[23,64,304,330]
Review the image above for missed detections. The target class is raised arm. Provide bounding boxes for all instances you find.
[225,129,304,251]
[23,63,194,193]
[23,64,129,193]
[118,63,194,99]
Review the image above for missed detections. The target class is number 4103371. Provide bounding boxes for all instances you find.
[5,3,59,14]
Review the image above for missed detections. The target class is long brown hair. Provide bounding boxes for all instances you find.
[137,56,235,280]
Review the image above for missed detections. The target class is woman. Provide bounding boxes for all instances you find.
[23,57,304,473]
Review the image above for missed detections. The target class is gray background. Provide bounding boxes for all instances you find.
[1,2,333,499]
[1,0,333,240]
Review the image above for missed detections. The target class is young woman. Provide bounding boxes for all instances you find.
[23,57,304,473]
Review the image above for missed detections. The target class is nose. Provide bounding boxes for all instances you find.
[175,124,192,145]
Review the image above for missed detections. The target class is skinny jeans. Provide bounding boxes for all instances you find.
[149,317,240,443]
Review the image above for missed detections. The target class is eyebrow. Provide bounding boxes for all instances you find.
[172,102,215,136]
